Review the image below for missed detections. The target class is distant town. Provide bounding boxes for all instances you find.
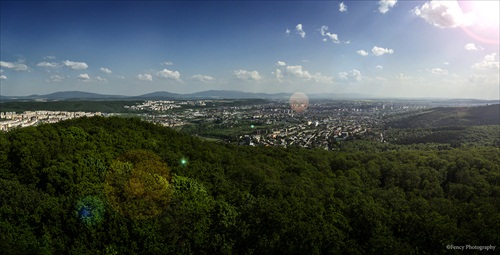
[0,111,102,131]
[0,98,439,150]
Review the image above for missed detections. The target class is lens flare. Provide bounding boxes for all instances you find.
[289,92,309,113]
[459,0,500,44]
[105,150,173,220]
[75,196,105,226]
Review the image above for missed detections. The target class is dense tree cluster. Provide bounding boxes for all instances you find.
[1,116,499,254]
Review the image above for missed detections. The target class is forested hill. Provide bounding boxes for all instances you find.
[1,117,499,254]
[387,104,500,129]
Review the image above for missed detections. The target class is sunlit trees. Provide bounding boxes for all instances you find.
[105,150,173,220]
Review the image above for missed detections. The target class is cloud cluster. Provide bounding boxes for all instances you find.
[37,62,59,68]
[286,65,312,79]
[157,68,181,81]
[339,2,347,12]
[464,43,478,51]
[95,76,108,83]
[296,24,306,38]
[357,50,369,56]
[471,53,500,70]
[320,26,339,43]
[0,61,29,71]
[372,46,394,56]
[234,69,261,81]
[137,73,153,81]
[192,74,215,82]
[48,75,65,82]
[0,75,6,80]
[338,69,362,82]
[63,60,88,70]
[378,0,397,14]
[430,67,448,75]
[274,62,333,83]
[412,0,473,28]
[100,67,112,74]
[78,73,90,81]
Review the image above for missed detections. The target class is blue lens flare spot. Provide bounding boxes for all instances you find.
[75,196,105,225]
[79,207,92,218]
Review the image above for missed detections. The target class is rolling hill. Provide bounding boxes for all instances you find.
[387,104,500,129]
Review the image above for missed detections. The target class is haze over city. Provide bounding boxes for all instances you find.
[1,0,499,99]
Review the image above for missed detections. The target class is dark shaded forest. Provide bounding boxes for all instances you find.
[384,104,500,147]
[386,104,500,129]
[1,116,499,254]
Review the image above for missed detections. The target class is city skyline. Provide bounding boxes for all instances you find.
[1,1,499,99]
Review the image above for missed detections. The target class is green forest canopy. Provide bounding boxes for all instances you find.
[0,116,499,254]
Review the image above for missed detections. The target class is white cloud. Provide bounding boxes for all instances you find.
[96,76,108,83]
[100,67,112,74]
[0,75,6,80]
[0,61,29,71]
[320,25,344,43]
[37,62,59,68]
[430,67,448,75]
[320,26,328,36]
[296,24,306,38]
[325,32,340,43]
[157,68,181,80]
[286,65,312,79]
[273,69,283,82]
[48,75,64,82]
[443,62,450,65]
[137,73,153,81]
[311,73,334,83]
[398,73,413,80]
[412,0,474,28]
[285,28,291,35]
[357,50,369,56]
[338,69,362,82]
[376,65,384,69]
[281,65,332,83]
[378,0,397,14]
[45,56,56,60]
[464,43,482,51]
[162,61,174,66]
[276,61,286,66]
[233,69,262,81]
[192,74,215,82]
[372,46,394,56]
[63,60,88,70]
[471,53,500,70]
[339,2,347,12]
[78,73,90,81]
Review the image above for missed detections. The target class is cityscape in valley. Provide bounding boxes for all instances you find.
[1,1,499,254]
[1,92,498,148]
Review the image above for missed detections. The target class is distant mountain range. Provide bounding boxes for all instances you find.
[0,90,370,101]
[2,90,499,103]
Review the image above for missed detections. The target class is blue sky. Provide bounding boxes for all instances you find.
[1,1,499,99]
